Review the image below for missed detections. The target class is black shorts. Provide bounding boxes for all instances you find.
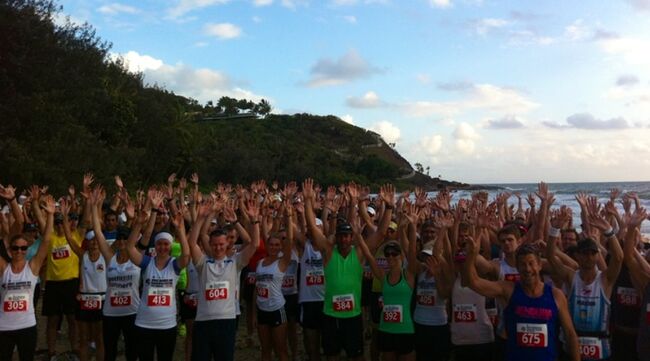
[43,279,79,316]
[283,293,299,321]
[257,307,287,327]
[414,323,451,361]
[378,330,415,355]
[370,291,382,324]
[361,278,372,307]
[300,301,324,329]
[241,267,255,303]
[178,291,197,321]
[322,314,364,357]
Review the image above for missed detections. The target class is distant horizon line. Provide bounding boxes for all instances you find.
[472,180,650,186]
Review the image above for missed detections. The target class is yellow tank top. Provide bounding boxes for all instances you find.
[46,231,81,281]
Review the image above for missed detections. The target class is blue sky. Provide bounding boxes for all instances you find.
[57,0,650,184]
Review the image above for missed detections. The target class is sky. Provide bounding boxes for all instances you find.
[55,0,650,184]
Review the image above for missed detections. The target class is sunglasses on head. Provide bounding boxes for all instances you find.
[11,246,28,251]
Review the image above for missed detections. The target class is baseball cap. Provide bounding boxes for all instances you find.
[577,238,599,253]
[336,223,353,235]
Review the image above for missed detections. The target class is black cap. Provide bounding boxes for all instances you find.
[383,241,401,255]
[54,213,64,224]
[116,226,131,240]
[68,212,79,220]
[577,238,599,253]
[336,223,353,235]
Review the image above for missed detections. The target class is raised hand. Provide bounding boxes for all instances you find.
[347,182,359,200]
[302,179,315,201]
[167,173,177,185]
[190,173,199,185]
[42,195,56,214]
[170,210,184,229]
[610,188,621,202]
[68,184,76,198]
[575,192,588,209]
[223,201,237,223]
[178,178,187,190]
[115,175,124,189]
[588,211,612,232]
[379,184,396,207]
[245,199,260,220]
[0,184,16,200]
[627,207,647,229]
[83,173,95,189]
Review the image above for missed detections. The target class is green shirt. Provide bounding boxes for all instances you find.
[379,271,414,334]
[323,246,362,318]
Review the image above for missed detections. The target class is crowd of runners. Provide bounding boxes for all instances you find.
[0,173,649,361]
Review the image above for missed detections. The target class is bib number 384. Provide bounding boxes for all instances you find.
[333,294,354,312]
[516,323,548,348]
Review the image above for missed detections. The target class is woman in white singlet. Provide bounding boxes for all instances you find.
[89,194,140,361]
[256,205,294,361]
[0,194,55,361]
[126,197,190,361]
[61,197,106,361]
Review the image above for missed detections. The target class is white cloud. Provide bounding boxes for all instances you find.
[203,23,242,39]
[416,73,431,85]
[52,12,86,27]
[97,3,140,15]
[168,0,230,18]
[429,0,451,9]
[370,121,401,143]
[332,0,357,5]
[599,36,650,65]
[403,83,538,119]
[343,15,357,24]
[453,122,479,155]
[281,0,309,9]
[340,114,355,125]
[474,18,509,35]
[253,0,273,6]
[305,49,382,87]
[252,16,262,22]
[625,0,650,11]
[485,115,525,129]
[564,19,589,41]
[346,91,385,108]
[419,135,443,155]
[111,51,267,104]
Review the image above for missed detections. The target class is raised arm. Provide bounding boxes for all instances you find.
[28,185,46,232]
[546,210,575,286]
[0,184,24,237]
[126,212,147,266]
[278,203,294,272]
[623,208,650,292]
[239,199,260,265]
[303,179,332,257]
[588,209,622,295]
[188,201,211,264]
[462,234,512,301]
[30,195,55,275]
[61,199,83,257]
[170,210,190,269]
[89,190,114,262]
[366,184,395,251]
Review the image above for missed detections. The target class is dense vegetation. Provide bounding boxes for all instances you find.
[1,0,459,194]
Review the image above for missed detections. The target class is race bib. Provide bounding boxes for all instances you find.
[382,304,403,323]
[416,288,436,306]
[282,276,295,288]
[3,293,28,312]
[578,337,602,360]
[52,245,70,260]
[79,294,103,311]
[205,281,229,301]
[246,273,256,285]
[453,304,477,323]
[363,269,373,279]
[504,273,520,282]
[617,287,640,307]
[147,287,172,307]
[306,269,324,286]
[109,289,132,307]
[333,294,355,312]
[256,284,269,298]
[516,323,548,348]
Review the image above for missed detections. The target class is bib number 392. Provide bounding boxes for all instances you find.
[382,304,403,323]
[516,323,548,348]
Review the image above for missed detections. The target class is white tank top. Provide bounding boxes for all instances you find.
[135,256,180,329]
[0,263,38,330]
[299,240,325,303]
[195,253,243,321]
[495,258,520,335]
[103,254,141,317]
[80,252,107,293]
[281,250,299,295]
[450,276,495,345]
[413,271,448,326]
[256,258,285,311]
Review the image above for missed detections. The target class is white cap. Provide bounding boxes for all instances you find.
[315,218,323,226]
[367,207,376,216]
[85,230,96,240]
[154,232,173,243]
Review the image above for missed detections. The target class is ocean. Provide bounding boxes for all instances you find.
[442,181,650,235]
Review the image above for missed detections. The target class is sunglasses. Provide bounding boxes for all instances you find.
[10,246,28,251]
[384,251,401,257]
